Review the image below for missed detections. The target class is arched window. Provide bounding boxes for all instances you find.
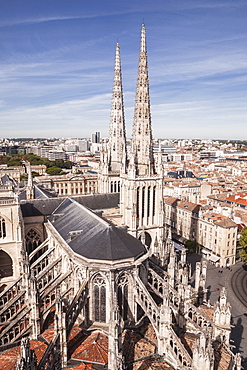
[138,232,152,248]
[0,217,6,239]
[26,229,42,255]
[93,275,106,323]
[153,186,156,216]
[136,187,140,219]
[117,274,128,321]
[147,186,151,218]
[0,251,13,278]
[142,187,145,219]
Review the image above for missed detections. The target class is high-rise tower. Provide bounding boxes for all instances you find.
[98,43,127,193]
[120,24,164,256]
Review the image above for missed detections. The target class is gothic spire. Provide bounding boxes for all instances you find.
[131,24,155,176]
[108,42,127,173]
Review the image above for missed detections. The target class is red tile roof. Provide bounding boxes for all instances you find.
[71,331,108,364]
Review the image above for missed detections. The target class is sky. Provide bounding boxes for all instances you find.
[0,0,247,140]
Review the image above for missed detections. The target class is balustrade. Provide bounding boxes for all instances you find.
[169,327,192,367]
[0,308,31,346]
[0,291,25,324]
[0,277,22,309]
[40,272,72,316]
[31,249,56,277]
[186,305,212,329]
[36,258,62,293]
[66,280,87,338]
[135,276,160,332]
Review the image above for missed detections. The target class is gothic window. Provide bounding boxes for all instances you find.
[111,182,114,193]
[153,186,156,216]
[117,274,128,321]
[93,275,106,323]
[136,187,140,219]
[113,143,116,151]
[138,232,152,248]
[0,217,6,239]
[26,229,42,255]
[147,186,151,218]
[142,187,145,219]
[118,181,120,193]
[0,251,13,278]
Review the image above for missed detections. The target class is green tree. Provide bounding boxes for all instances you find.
[239,227,247,264]
[63,160,72,169]
[6,154,23,166]
[54,159,64,168]
[46,166,63,176]
[185,239,198,254]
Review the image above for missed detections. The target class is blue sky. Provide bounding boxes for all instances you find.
[0,0,246,139]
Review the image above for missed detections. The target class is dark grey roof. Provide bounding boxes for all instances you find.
[1,174,12,184]
[21,197,63,217]
[49,198,146,261]
[34,185,56,199]
[19,190,27,201]
[20,193,120,217]
[1,174,17,186]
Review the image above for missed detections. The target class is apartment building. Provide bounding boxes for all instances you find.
[163,180,212,203]
[164,197,238,266]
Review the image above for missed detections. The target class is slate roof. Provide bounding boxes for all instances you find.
[20,193,120,217]
[49,198,146,261]
[33,185,52,199]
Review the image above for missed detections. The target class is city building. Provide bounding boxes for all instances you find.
[0,25,242,370]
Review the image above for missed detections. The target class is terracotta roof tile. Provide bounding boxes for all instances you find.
[71,331,108,364]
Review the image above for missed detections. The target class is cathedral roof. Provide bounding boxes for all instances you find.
[49,197,146,261]
[20,193,120,217]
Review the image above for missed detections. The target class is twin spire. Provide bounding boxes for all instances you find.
[108,43,126,173]
[109,24,154,176]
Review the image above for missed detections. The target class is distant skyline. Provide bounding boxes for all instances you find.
[0,0,246,139]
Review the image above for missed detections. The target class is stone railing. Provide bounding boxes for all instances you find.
[66,280,87,338]
[135,275,160,333]
[169,327,192,368]
[30,247,55,276]
[36,257,62,293]
[0,290,25,324]
[40,271,72,318]
[0,307,31,346]
[0,277,22,309]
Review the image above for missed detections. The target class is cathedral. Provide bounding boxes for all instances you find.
[0,25,242,369]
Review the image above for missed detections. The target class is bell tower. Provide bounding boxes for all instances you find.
[98,43,127,194]
[120,25,164,257]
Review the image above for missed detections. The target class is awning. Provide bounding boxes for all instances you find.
[208,254,220,262]
[174,242,187,252]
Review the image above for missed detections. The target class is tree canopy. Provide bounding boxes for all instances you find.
[0,153,73,175]
[239,227,247,264]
